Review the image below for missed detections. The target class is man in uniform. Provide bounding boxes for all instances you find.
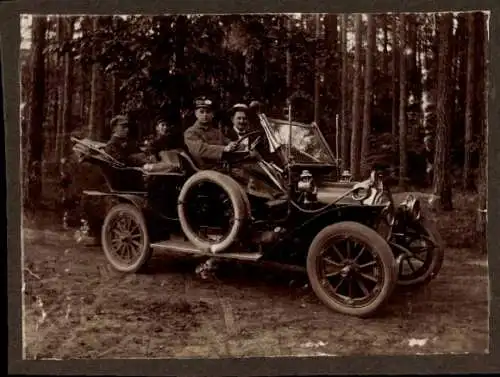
[183,97,239,169]
[141,117,185,173]
[104,114,147,166]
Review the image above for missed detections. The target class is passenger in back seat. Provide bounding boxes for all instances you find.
[104,115,148,166]
[142,118,183,173]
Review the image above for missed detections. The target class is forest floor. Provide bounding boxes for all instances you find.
[21,192,489,359]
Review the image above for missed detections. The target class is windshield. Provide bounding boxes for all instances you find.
[260,115,336,165]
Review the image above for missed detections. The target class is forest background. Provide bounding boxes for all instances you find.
[19,12,488,252]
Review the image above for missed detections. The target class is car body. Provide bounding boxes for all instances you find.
[70,109,443,318]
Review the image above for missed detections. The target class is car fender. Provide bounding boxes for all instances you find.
[114,193,148,210]
[268,204,387,262]
[297,204,386,238]
[82,190,148,210]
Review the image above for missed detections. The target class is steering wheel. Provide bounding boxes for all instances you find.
[231,130,263,153]
[222,130,264,169]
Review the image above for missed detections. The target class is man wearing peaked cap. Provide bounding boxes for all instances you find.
[104,114,148,166]
[183,96,240,278]
[194,96,214,109]
[183,96,240,168]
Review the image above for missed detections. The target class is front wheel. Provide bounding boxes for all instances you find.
[307,221,397,318]
[393,217,444,287]
[101,203,152,273]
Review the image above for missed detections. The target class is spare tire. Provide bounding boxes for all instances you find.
[177,170,251,253]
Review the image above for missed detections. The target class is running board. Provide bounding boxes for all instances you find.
[150,238,263,261]
[83,190,147,196]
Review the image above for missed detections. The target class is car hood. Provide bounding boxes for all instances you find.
[316,181,359,204]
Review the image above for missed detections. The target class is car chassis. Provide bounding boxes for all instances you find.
[71,108,444,318]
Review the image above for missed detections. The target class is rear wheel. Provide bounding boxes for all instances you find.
[101,203,152,273]
[307,221,397,318]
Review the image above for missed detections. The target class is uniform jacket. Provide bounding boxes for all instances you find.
[104,133,146,166]
[183,120,231,168]
[104,134,132,161]
[149,132,183,159]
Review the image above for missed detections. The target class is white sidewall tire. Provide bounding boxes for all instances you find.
[177,170,251,253]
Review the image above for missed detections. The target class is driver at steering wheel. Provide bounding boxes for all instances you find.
[184,97,282,200]
[224,103,252,150]
[183,96,239,169]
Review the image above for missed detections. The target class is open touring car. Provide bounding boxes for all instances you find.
[70,108,444,318]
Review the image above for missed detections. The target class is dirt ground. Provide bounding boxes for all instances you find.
[22,223,489,359]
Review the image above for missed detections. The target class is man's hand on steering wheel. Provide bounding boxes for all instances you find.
[222,130,263,163]
[234,130,262,151]
[223,141,239,153]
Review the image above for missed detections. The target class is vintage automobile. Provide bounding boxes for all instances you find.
[70,108,443,318]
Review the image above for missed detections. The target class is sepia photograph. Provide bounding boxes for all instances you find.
[19,11,489,359]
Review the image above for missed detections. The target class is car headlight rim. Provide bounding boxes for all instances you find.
[402,194,422,220]
[352,187,370,201]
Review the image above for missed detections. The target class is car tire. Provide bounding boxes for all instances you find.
[101,203,152,273]
[177,170,251,253]
[395,217,444,287]
[307,221,397,318]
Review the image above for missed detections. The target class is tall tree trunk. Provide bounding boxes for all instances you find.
[88,17,105,140]
[463,12,476,190]
[412,15,423,135]
[175,15,187,72]
[361,15,375,177]
[79,61,87,124]
[391,15,399,175]
[79,16,91,125]
[111,74,121,116]
[54,17,64,162]
[475,12,488,253]
[450,14,463,164]
[381,16,390,110]
[324,14,339,149]
[110,16,121,117]
[340,14,349,172]
[383,17,389,78]
[313,14,321,124]
[455,14,468,162]
[26,16,47,208]
[60,17,75,158]
[350,14,363,180]
[432,13,454,211]
[398,14,408,188]
[250,43,265,101]
[44,36,55,161]
[286,17,292,99]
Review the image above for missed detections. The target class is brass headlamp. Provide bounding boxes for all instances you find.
[297,170,318,204]
[401,194,422,220]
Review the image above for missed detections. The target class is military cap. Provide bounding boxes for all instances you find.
[110,115,129,129]
[194,96,213,109]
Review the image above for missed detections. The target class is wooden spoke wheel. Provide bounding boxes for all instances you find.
[393,218,444,287]
[307,222,397,318]
[101,203,152,273]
